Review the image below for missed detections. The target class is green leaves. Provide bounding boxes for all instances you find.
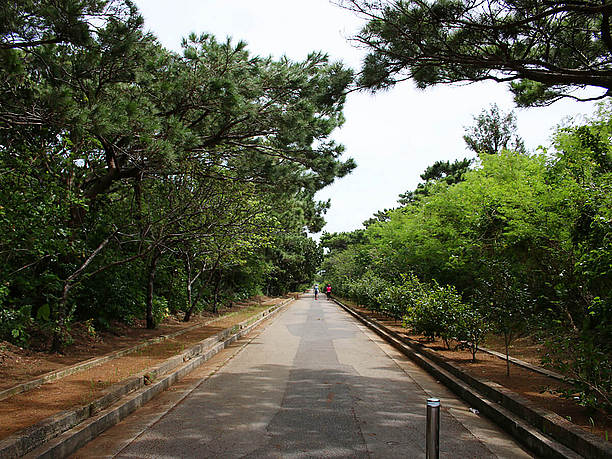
[1,1,353,346]
[36,304,51,322]
[346,0,612,105]
[463,104,525,156]
[322,101,611,407]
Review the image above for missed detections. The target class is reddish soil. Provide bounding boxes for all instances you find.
[346,302,611,442]
[0,297,286,440]
[1,315,214,392]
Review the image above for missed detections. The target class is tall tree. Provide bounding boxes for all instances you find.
[0,0,137,50]
[463,104,525,155]
[0,1,356,347]
[398,157,473,205]
[341,0,612,106]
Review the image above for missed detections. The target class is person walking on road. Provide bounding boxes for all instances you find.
[325,283,332,300]
[313,284,319,300]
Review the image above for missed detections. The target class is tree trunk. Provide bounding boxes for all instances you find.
[184,280,193,322]
[51,233,114,352]
[183,257,219,322]
[504,330,511,377]
[146,250,161,329]
[186,282,207,322]
[212,271,221,314]
[51,303,66,353]
[183,255,194,322]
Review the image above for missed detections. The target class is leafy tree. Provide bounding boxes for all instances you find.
[320,95,610,407]
[362,209,392,227]
[265,232,322,295]
[398,157,472,204]
[551,104,612,302]
[0,1,355,348]
[378,277,417,319]
[455,305,489,362]
[321,230,367,252]
[475,258,534,376]
[0,0,137,50]
[463,104,526,156]
[419,157,473,182]
[319,230,372,298]
[136,172,275,327]
[326,106,611,406]
[347,272,391,312]
[403,278,459,343]
[540,104,612,409]
[544,297,611,410]
[341,0,612,105]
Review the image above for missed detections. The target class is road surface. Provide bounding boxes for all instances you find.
[73,294,533,458]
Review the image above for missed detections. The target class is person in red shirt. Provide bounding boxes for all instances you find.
[325,284,332,300]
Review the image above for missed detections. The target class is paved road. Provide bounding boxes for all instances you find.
[73,295,533,458]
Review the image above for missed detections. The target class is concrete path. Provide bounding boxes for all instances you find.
[72,295,533,458]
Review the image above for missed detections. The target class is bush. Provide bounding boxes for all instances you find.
[346,272,390,312]
[0,304,32,347]
[404,281,466,347]
[454,305,489,361]
[378,273,423,319]
[333,269,489,359]
[543,297,611,411]
[152,296,170,326]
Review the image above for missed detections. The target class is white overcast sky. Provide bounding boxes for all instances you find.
[134,0,598,235]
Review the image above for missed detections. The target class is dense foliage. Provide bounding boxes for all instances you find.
[0,0,354,349]
[342,0,612,106]
[322,105,611,409]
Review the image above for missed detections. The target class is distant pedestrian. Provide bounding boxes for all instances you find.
[325,283,332,300]
[314,284,319,300]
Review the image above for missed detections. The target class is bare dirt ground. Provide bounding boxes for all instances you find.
[345,302,611,442]
[0,296,289,440]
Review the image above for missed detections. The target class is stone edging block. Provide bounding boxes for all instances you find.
[478,346,571,383]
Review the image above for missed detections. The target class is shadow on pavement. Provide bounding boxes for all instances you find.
[117,361,493,458]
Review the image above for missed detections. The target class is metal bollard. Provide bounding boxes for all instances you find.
[426,398,440,459]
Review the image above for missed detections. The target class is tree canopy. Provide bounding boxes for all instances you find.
[0,0,354,347]
[321,103,611,408]
[342,0,612,106]
[463,104,525,156]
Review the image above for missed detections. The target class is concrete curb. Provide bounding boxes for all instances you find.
[0,305,267,402]
[0,298,294,459]
[334,299,612,459]
[478,346,570,383]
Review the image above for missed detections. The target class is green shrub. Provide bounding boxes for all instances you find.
[346,273,390,312]
[543,297,611,411]
[404,281,464,345]
[152,296,170,326]
[0,304,32,347]
[378,273,423,319]
[454,305,489,361]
